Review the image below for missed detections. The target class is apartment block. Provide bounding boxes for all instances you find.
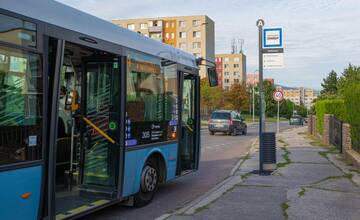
[215,53,246,90]
[246,73,274,87]
[282,87,318,109]
[112,15,215,78]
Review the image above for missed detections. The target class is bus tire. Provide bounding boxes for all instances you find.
[134,157,159,207]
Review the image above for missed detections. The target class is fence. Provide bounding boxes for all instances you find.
[329,116,343,153]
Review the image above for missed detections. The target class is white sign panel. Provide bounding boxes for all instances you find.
[263,53,284,69]
[263,28,282,48]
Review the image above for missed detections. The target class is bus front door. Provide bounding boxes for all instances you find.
[179,74,200,173]
[54,42,121,219]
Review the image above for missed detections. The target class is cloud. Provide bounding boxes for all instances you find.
[56,0,360,89]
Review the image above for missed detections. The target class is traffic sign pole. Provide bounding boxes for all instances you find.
[277,100,280,133]
[256,19,265,174]
[273,89,284,133]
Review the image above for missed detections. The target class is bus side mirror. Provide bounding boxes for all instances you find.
[207,67,218,87]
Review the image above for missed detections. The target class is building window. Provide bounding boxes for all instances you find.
[150,33,162,41]
[171,22,175,28]
[192,20,201,26]
[234,64,240,68]
[225,78,230,83]
[192,42,201,49]
[165,22,169,28]
[193,31,201,38]
[234,71,239,76]
[234,79,239,83]
[143,33,148,37]
[224,64,229,68]
[179,21,186,28]
[234,57,240,62]
[224,57,229,62]
[193,53,200,58]
[179,32,187,38]
[171,32,175,39]
[140,23,148,29]
[179,43,187,50]
[224,72,229,76]
[165,33,170,39]
[127,24,135,30]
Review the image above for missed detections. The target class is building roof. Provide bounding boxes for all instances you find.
[0,0,197,69]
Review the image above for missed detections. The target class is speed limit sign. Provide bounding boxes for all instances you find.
[273,90,284,102]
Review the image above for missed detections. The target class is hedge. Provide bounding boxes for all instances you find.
[344,83,360,152]
[315,99,346,134]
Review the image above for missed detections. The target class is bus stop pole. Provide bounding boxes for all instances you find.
[257,19,264,174]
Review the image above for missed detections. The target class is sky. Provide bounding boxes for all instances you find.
[57,0,360,90]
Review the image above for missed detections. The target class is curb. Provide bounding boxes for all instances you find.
[229,137,258,176]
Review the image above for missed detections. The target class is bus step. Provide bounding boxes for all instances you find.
[78,185,117,198]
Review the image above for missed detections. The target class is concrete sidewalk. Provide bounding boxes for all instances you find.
[166,127,360,220]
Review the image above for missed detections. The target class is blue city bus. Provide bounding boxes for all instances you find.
[0,1,217,219]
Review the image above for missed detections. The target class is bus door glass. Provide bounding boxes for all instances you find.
[179,73,198,172]
[54,42,120,219]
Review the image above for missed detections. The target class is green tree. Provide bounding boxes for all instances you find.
[200,78,223,116]
[320,70,338,96]
[280,99,295,119]
[338,64,360,96]
[224,82,250,112]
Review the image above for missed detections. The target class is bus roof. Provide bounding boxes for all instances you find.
[0,0,198,69]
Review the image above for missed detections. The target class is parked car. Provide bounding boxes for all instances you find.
[289,115,304,125]
[208,110,247,135]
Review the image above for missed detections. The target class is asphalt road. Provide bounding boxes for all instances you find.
[86,121,297,220]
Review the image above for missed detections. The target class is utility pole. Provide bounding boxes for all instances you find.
[256,19,265,174]
[252,85,255,122]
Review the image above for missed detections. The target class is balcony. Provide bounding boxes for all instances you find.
[148,26,163,32]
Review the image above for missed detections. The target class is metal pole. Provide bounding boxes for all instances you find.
[277,101,280,133]
[252,86,255,122]
[257,19,264,173]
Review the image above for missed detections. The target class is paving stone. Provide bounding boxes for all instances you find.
[170,186,286,220]
[288,187,360,220]
[310,177,360,193]
[288,148,330,164]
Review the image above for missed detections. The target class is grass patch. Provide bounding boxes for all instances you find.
[277,147,291,168]
[278,139,289,147]
[280,201,290,219]
[201,120,208,126]
[194,204,209,213]
[310,173,353,185]
[241,172,252,180]
[298,131,307,135]
[349,169,360,174]
[309,140,328,147]
[298,187,306,197]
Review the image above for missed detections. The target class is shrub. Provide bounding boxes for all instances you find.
[315,99,346,134]
[344,83,360,152]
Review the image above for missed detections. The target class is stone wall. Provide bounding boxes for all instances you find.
[343,123,360,169]
[323,114,331,145]
[307,115,317,136]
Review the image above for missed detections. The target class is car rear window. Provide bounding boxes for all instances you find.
[211,112,230,119]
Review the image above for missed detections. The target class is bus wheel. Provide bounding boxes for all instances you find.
[134,157,159,207]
